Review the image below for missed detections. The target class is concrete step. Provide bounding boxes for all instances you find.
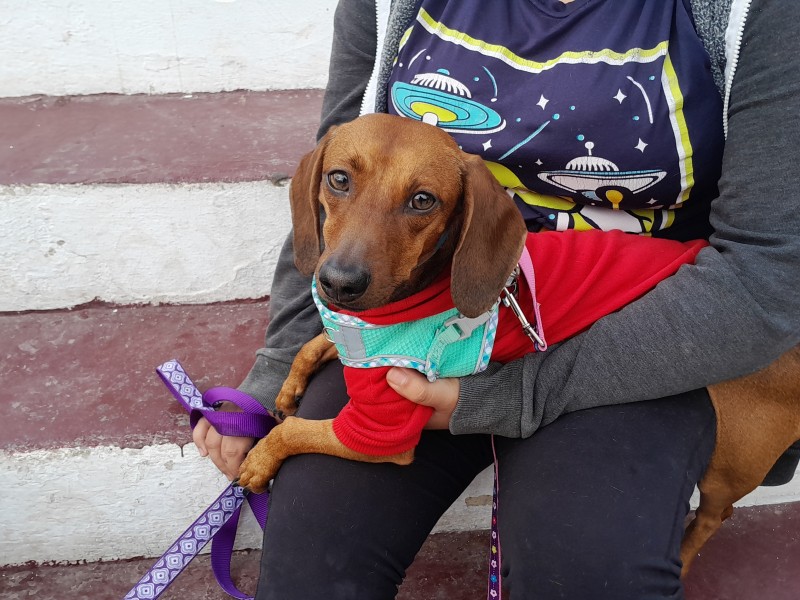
[0,300,271,566]
[3,503,800,600]
[0,301,494,567]
[3,300,799,569]
[2,0,333,98]
[0,89,495,568]
[1,90,320,311]
[1,532,490,600]
[0,300,271,453]
[0,91,321,186]
[2,88,798,588]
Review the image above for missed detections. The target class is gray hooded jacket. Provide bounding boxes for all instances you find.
[240,0,800,438]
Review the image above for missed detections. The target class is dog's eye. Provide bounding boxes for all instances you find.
[327,171,350,193]
[409,192,437,212]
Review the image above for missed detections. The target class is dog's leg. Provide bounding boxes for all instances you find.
[238,417,414,493]
[274,333,339,420]
[680,473,738,575]
[681,412,800,575]
[681,346,800,575]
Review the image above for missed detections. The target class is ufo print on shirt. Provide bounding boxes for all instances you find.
[391,69,506,134]
[538,141,667,210]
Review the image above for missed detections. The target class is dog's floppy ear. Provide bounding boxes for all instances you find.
[451,154,528,318]
[290,127,336,275]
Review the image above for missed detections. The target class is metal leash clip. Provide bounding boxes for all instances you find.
[501,266,546,350]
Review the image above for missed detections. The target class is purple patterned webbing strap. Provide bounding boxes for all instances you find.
[487,436,502,600]
[124,483,247,600]
[124,360,275,600]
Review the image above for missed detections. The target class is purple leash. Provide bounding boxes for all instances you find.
[126,250,545,600]
[124,360,276,600]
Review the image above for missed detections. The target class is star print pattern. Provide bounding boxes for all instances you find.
[536,94,549,110]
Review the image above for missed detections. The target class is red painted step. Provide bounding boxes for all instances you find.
[0,90,322,186]
[0,531,489,600]
[3,503,800,600]
[0,301,270,452]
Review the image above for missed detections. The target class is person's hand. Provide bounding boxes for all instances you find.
[386,367,460,429]
[193,401,256,480]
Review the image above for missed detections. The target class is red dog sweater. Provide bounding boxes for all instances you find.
[323,230,707,456]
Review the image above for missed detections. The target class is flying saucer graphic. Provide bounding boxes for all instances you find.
[537,142,666,209]
[391,69,506,134]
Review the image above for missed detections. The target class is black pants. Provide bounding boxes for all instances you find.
[255,362,715,600]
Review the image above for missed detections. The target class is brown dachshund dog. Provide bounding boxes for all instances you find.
[236,113,800,574]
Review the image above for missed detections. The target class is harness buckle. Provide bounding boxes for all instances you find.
[443,311,492,341]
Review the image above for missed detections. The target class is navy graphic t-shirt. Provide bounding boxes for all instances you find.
[387,0,724,239]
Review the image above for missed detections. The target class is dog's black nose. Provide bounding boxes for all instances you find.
[318,261,371,304]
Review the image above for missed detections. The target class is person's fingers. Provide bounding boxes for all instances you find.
[220,436,254,480]
[386,368,459,429]
[386,368,458,406]
[386,368,430,403]
[193,418,211,457]
[194,409,255,478]
[203,426,226,474]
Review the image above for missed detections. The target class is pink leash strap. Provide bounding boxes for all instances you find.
[518,246,547,352]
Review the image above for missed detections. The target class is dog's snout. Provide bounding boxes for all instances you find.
[318,260,372,304]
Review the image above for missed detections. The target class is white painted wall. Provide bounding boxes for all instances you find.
[0,445,496,565]
[1,0,334,97]
[0,182,291,311]
[2,443,799,565]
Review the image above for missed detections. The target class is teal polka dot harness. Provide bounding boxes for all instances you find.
[311,247,545,382]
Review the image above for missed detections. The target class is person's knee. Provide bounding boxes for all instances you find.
[501,533,683,599]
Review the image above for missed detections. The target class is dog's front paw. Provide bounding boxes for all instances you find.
[238,437,284,494]
[275,382,306,421]
[273,392,301,423]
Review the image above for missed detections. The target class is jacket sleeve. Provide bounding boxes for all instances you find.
[452,0,800,438]
[238,0,378,408]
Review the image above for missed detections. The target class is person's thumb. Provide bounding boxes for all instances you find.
[387,367,458,430]
[193,417,210,457]
[387,368,437,405]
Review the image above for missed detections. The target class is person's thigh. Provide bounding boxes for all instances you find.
[494,389,716,600]
[256,361,494,600]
